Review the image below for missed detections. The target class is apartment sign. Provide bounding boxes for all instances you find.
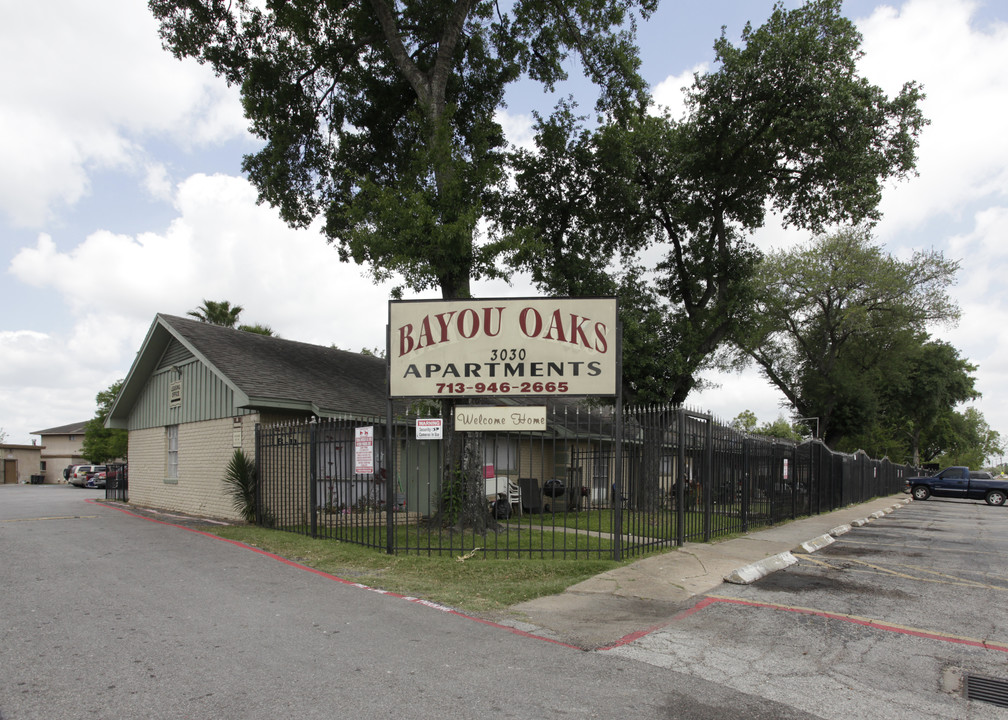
[388,297,618,398]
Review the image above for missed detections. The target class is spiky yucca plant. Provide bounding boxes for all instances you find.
[223,448,257,523]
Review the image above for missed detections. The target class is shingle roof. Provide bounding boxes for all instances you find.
[31,421,90,436]
[160,314,388,417]
[110,314,388,424]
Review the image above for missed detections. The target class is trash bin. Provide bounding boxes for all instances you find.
[30,474,44,484]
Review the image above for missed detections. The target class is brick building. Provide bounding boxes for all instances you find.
[106,314,386,520]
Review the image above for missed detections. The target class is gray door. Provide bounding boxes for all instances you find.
[401,439,442,516]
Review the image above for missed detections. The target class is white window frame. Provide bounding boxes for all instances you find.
[166,425,179,479]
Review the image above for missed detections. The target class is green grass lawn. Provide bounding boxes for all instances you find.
[502,506,755,542]
[207,500,785,613]
[293,503,760,553]
[209,524,623,613]
[271,519,620,555]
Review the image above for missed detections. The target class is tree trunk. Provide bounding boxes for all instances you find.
[433,401,496,532]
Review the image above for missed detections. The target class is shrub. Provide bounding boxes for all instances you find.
[223,449,257,523]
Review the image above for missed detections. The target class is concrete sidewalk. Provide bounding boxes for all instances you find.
[501,493,912,649]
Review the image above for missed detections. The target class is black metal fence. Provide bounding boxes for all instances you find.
[104,463,128,502]
[255,404,913,558]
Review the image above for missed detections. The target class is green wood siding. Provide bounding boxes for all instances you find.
[126,339,255,431]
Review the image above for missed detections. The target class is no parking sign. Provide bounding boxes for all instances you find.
[354,426,374,475]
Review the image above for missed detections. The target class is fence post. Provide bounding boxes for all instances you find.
[703,416,712,543]
[676,408,685,546]
[254,423,262,526]
[790,445,798,520]
[309,421,317,539]
[741,437,750,533]
[386,397,395,555]
[817,443,823,514]
[613,400,624,561]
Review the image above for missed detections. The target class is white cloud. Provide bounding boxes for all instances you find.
[10,173,403,347]
[939,205,1008,437]
[3,172,404,441]
[650,64,706,120]
[143,162,175,202]
[856,0,1008,236]
[496,109,536,151]
[0,0,250,227]
[692,367,793,427]
[0,328,111,439]
[3,0,1008,453]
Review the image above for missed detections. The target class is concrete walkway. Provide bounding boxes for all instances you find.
[500,493,913,649]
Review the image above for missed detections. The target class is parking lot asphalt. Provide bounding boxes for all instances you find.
[603,496,1008,719]
[8,486,1003,718]
[500,493,916,649]
[90,489,917,651]
[1,485,826,719]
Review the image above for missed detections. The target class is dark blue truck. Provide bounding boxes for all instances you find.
[906,466,1008,506]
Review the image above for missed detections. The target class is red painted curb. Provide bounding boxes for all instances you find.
[87,499,585,651]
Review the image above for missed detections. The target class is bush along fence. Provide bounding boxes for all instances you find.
[255,403,914,559]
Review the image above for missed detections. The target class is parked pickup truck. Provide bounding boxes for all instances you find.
[906,467,1008,506]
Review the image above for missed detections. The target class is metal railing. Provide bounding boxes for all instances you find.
[105,463,128,502]
[255,404,913,558]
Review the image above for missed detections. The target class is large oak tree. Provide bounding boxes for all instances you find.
[735,226,961,447]
[151,0,656,530]
[151,0,656,300]
[499,0,927,405]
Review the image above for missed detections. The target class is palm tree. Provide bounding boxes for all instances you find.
[187,299,244,328]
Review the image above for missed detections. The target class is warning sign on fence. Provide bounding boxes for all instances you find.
[415,418,443,440]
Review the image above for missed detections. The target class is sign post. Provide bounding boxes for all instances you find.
[386,296,622,556]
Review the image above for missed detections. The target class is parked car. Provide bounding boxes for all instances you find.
[906,466,1008,506]
[68,464,107,488]
[86,471,107,489]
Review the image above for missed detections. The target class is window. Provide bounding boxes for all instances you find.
[481,437,519,476]
[166,425,179,479]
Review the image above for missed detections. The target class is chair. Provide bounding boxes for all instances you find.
[507,480,522,517]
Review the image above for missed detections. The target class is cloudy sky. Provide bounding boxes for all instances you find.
[2,0,1006,456]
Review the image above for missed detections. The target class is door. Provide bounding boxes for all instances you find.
[3,459,17,484]
[933,467,968,498]
[401,439,441,516]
